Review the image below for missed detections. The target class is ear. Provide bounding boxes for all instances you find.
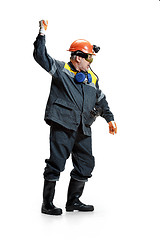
[76,55,82,63]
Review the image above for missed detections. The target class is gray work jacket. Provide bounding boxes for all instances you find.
[33,34,114,136]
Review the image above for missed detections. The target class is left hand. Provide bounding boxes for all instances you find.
[108,121,117,135]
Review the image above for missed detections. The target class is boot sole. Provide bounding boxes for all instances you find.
[66,206,94,212]
[41,208,62,215]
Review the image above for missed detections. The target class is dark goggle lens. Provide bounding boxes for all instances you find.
[85,55,93,63]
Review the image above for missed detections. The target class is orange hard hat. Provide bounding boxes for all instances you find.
[68,39,96,55]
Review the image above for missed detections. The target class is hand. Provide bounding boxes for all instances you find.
[108,121,117,135]
[39,20,48,35]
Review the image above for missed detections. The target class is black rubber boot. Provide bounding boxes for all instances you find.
[66,178,94,212]
[41,180,62,215]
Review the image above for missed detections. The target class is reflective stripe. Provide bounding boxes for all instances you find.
[49,61,57,76]
[97,91,105,102]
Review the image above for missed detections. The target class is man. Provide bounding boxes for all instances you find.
[33,20,117,216]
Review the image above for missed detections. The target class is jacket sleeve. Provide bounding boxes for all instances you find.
[33,34,58,75]
[95,80,114,123]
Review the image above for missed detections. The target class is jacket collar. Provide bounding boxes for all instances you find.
[68,62,78,72]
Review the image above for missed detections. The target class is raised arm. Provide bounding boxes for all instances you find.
[33,20,56,75]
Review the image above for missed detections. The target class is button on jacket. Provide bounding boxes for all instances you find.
[33,34,114,136]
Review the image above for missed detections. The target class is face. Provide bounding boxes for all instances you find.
[76,55,93,72]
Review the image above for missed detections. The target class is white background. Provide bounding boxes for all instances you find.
[1,0,160,239]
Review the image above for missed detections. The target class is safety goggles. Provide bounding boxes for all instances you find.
[72,51,93,63]
[85,54,93,63]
